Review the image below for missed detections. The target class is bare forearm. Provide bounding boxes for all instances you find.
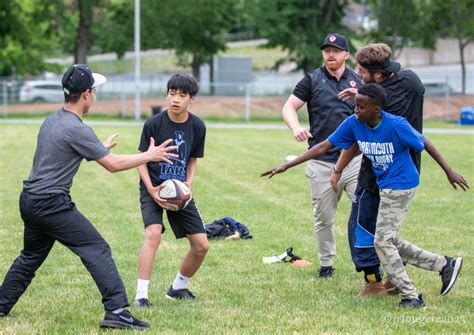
[186,158,198,185]
[100,152,152,173]
[424,138,453,175]
[138,164,154,191]
[285,140,332,170]
[282,104,302,130]
[335,144,359,171]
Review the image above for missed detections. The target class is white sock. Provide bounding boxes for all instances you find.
[112,308,124,314]
[135,279,150,300]
[172,272,190,290]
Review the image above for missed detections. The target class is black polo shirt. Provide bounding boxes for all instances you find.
[293,66,362,162]
[358,69,425,193]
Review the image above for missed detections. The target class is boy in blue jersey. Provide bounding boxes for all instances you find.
[261,83,469,308]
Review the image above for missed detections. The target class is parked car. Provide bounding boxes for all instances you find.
[19,80,64,103]
[423,80,454,97]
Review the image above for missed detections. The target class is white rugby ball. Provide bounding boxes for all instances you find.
[158,179,192,211]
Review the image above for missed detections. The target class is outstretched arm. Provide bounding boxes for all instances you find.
[330,144,359,192]
[97,138,178,173]
[282,94,312,142]
[424,138,469,191]
[261,140,333,178]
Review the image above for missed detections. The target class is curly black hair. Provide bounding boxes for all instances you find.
[357,83,387,107]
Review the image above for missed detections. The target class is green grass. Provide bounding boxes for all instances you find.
[0,124,473,334]
[3,111,473,131]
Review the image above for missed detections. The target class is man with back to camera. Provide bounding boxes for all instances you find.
[281,33,362,277]
[0,64,179,330]
[335,43,461,297]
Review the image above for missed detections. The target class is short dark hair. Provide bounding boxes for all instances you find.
[64,92,81,103]
[357,83,387,107]
[167,73,199,97]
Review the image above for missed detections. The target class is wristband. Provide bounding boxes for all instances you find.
[333,166,343,174]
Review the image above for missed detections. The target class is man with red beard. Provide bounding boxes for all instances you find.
[281,33,362,278]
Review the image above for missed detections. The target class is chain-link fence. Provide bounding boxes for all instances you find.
[1,72,470,121]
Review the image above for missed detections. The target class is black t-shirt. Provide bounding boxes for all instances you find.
[138,111,206,188]
[358,69,425,193]
[293,66,362,162]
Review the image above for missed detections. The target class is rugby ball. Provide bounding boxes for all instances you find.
[158,179,192,211]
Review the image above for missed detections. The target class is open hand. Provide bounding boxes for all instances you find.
[103,133,119,150]
[338,88,357,101]
[446,170,469,191]
[150,184,168,208]
[147,138,178,164]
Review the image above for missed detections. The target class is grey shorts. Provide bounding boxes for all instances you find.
[139,190,206,239]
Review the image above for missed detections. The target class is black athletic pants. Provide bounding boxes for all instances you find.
[347,184,381,272]
[0,191,129,315]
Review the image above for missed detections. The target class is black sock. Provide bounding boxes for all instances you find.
[363,266,382,283]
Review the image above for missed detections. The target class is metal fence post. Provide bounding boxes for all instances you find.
[120,90,126,118]
[444,76,450,121]
[3,80,8,118]
[244,83,251,122]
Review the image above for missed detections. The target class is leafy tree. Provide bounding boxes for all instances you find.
[364,0,435,58]
[93,0,134,59]
[430,0,474,94]
[143,0,238,80]
[0,1,62,76]
[254,0,353,73]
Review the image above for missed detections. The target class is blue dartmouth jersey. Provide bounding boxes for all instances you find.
[328,111,425,190]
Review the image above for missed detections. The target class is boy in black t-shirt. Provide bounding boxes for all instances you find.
[134,74,208,307]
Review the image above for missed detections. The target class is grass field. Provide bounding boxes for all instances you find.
[0,123,473,334]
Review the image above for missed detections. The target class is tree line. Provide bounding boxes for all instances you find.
[1,0,472,93]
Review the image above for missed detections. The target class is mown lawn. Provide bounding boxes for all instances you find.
[0,123,473,334]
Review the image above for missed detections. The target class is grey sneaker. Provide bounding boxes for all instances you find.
[399,294,426,309]
[165,285,196,300]
[134,298,152,309]
[440,256,463,295]
[100,309,150,330]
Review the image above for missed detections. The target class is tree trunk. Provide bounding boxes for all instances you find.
[74,0,94,64]
[192,55,201,82]
[210,55,215,96]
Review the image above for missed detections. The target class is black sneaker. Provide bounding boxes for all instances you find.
[319,266,334,278]
[100,309,150,330]
[399,294,426,309]
[0,312,5,317]
[134,298,152,309]
[440,256,463,295]
[165,285,196,300]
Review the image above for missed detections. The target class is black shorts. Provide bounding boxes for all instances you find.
[140,190,206,239]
